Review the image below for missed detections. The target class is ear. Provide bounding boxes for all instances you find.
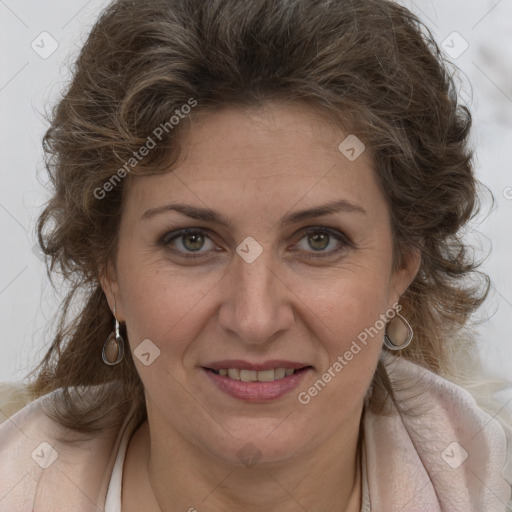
[388,245,421,307]
[98,260,126,322]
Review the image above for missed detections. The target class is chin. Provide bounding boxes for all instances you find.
[204,424,309,466]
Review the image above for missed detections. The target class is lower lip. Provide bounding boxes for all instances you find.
[202,367,312,402]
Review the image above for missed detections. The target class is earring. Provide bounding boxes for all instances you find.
[102,304,125,365]
[383,311,413,351]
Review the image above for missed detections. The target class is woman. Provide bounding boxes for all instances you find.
[0,0,511,510]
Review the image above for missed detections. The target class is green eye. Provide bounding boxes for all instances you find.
[160,226,352,259]
[292,227,352,258]
[307,231,331,251]
[179,231,206,252]
[160,228,216,257]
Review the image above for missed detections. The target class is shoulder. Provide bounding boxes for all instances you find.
[384,353,511,441]
[363,353,512,511]
[0,386,67,510]
[0,381,35,419]
[0,383,131,511]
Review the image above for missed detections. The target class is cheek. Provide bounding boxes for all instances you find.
[117,250,393,351]
[283,277,389,444]
[295,268,390,409]
[295,278,388,410]
[116,252,222,356]
[304,263,392,348]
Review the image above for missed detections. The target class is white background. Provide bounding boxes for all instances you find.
[0,0,511,383]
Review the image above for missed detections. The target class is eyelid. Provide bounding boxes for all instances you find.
[289,226,353,257]
[160,227,213,246]
[298,226,353,245]
[159,227,220,257]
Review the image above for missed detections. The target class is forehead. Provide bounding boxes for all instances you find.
[180,103,367,174]
[123,103,384,223]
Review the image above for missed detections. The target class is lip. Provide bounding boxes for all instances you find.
[202,360,310,371]
[202,366,313,402]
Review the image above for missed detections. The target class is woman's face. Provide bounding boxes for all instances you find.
[105,102,420,465]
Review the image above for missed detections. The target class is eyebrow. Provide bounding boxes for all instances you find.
[140,199,367,227]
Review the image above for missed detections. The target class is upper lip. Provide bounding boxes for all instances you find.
[202,360,312,371]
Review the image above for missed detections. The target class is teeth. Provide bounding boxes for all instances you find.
[215,367,298,381]
[256,369,275,382]
[240,370,258,382]
[274,368,286,379]
[227,369,240,380]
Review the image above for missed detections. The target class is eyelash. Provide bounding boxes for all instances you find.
[158,226,353,260]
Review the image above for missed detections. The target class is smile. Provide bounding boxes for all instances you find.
[202,366,313,402]
[208,367,298,381]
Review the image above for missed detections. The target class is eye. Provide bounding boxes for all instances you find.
[291,226,352,258]
[160,228,219,258]
[159,226,352,259]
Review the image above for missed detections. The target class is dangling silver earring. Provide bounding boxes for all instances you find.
[102,304,125,365]
[383,311,413,351]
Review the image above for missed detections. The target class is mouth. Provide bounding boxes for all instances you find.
[202,364,313,402]
[200,359,314,401]
[203,366,312,382]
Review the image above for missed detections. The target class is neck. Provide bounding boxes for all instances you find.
[124,403,364,512]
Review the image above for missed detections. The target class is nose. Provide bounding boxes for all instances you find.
[217,249,295,346]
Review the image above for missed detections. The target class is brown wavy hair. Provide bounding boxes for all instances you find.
[28,0,490,433]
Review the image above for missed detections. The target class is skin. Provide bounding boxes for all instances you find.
[101,102,421,512]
